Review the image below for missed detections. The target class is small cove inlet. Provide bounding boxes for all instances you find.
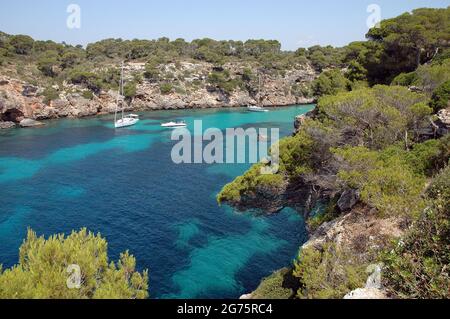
[0,105,314,298]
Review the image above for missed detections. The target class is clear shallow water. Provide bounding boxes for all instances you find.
[0,105,313,299]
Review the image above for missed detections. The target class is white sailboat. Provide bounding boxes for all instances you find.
[114,62,139,128]
[247,72,269,113]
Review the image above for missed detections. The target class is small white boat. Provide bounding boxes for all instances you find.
[114,62,139,128]
[115,114,140,128]
[247,73,269,113]
[247,105,269,113]
[161,121,187,128]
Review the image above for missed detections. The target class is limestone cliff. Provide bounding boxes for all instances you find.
[0,61,317,128]
[242,204,406,300]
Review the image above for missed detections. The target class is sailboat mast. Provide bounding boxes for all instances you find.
[258,72,262,107]
[114,64,120,125]
[121,62,125,120]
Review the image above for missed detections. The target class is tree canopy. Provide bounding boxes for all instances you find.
[0,229,149,299]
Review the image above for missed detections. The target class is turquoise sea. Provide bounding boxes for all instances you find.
[0,105,314,298]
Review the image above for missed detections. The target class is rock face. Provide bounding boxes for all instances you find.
[436,107,450,136]
[344,264,388,299]
[0,121,15,129]
[0,61,318,128]
[337,189,360,212]
[243,204,404,299]
[294,109,317,134]
[344,288,388,299]
[303,204,404,252]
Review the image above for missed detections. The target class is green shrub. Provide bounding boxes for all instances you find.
[404,135,450,176]
[68,68,104,93]
[160,82,173,95]
[82,90,94,100]
[41,87,59,105]
[207,70,241,95]
[307,199,339,232]
[312,69,349,97]
[382,166,450,299]
[430,80,450,113]
[144,61,160,80]
[346,60,368,82]
[251,268,298,299]
[334,146,427,218]
[0,229,149,299]
[391,72,419,87]
[9,35,34,55]
[123,81,137,99]
[293,243,367,299]
[427,165,450,204]
[37,51,61,77]
[217,163,286,205]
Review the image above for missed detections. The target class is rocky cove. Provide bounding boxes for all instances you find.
[224,101,450,300]
[0,61,317,129]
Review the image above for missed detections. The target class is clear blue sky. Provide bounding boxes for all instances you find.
[1,0,449,50]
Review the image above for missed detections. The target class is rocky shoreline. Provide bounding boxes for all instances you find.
[240,204,405,300]
[0,61,317,129]
[239,105,450,300]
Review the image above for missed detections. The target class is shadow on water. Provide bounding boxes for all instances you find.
[0,105,314,298]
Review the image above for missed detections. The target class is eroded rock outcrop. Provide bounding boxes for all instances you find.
[244,204,405,299]
[19,118,45,128]
[303,204,404,253]
[0,61,318,128]
[0,121,15,129]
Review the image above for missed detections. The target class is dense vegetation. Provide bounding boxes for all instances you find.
[382,166,449,298]
[218,7,450,299]
[1,7,448,101]
[0,229,149,299]
[0,6,448,299]
[294,243,367,299]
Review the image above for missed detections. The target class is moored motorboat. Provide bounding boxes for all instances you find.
[161,121,187,128]
[247,105,269,112]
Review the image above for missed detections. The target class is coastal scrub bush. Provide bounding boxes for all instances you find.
[430,80,450,113]
[334,146,426,218]
[403,135,450,176]
[68,68,104,94]
[0,228,149,299]
[318,86,429,149]
[346,60,368,82]
[251,268,298,299]
[160,82,173,95]
[392,59,450,94]
[9,34,34,55]
[293,243,367,299]
[312,69,349,97]
[391,71,419,87]
[278,129,315,177]
[381,166,450,299]
[217,163,286,206]
[41,87,59,105]
[414,59,450,93]
[144,61,160,81]
[207,70,243,95]
[123,81,137,99]
[307,199,339,232]
[82,90,94,100]
[37,50,60,77]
